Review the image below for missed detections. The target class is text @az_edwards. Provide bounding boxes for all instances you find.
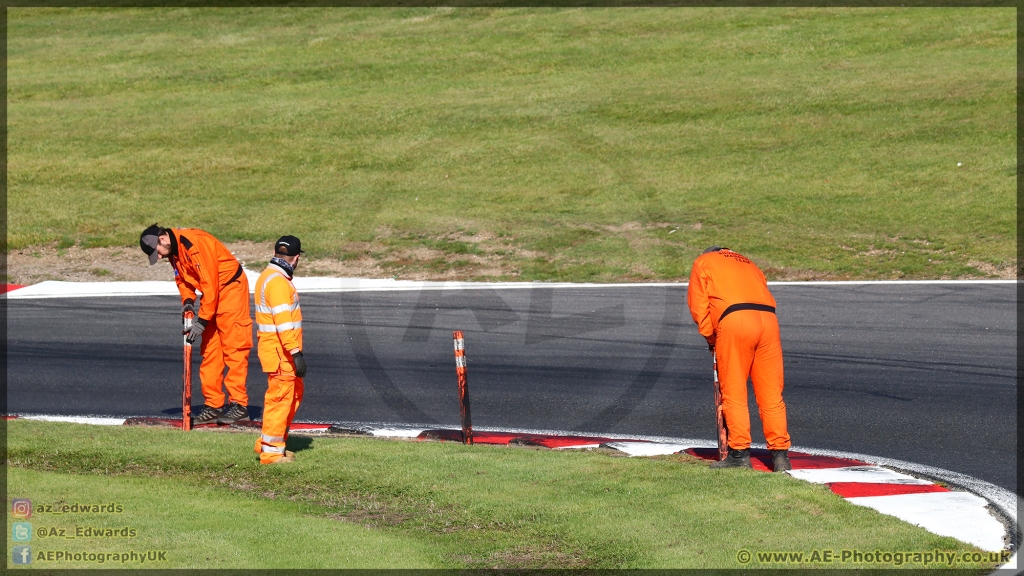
[35,525,138,539]
[735,549,1012,566]
[24,502,124,515]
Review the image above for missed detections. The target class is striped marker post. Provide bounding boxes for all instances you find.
[182,313,194,431]
[712,353,725,461]
[453,331,473,445]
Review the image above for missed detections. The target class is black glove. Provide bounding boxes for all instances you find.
[706,335,717,353]
[292,352,307,378]
[186,318,207,344]
[182,299,196,318]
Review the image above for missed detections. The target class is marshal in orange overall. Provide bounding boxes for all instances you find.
[687,246,791,472]
[140,225,253,426]
[253,236,307,464]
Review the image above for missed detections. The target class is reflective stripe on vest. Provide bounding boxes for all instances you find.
[259,271,286,309]
[256,270,292,333]
[256,302,301,315]
[257,321,303,333]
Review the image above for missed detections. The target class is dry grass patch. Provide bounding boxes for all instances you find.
[457,543,592,569]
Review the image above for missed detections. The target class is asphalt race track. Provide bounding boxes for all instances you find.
[6,282,1016,492]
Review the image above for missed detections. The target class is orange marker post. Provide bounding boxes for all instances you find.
[453,331,473,445]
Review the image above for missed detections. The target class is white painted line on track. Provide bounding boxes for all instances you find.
[848,492,1006,552]
[19,414,128,426]
[768,280,1014,286]
[3,276,1014,299]
[5,281,181,299]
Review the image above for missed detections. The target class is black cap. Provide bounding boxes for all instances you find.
[275,236,303,256]
[139,224,164,265]
[702,246,728,254]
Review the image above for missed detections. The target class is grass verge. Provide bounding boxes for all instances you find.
[6,467,437,569]
[5,420,999,570]
[7,8,1016,281]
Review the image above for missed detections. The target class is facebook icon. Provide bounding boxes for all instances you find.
[12,546,32,565]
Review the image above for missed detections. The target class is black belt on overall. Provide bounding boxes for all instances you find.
[719,302,776,323]
[223,264,244,287]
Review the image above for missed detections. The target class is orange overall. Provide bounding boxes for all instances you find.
[253,263,303,464]
[169,228,252,409]
[687,249,790,451]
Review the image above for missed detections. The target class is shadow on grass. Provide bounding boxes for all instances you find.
[287,436,314,453]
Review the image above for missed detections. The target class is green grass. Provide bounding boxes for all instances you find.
[6,467,438,569]
[5,420,1000,569]
[6,8,1016,281]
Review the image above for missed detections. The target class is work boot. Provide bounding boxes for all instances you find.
[709,448,751,469]
[771,450,792,472]
[193,405,222,425]
[217,403,249,424]
[265,451,295,465]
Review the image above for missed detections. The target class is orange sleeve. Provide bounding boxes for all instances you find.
[174,269,197,304]
[687,256,715,339]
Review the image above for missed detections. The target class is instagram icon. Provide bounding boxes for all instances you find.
[12,499,32,518]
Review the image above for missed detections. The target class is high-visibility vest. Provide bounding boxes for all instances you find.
[254,263,302,373]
